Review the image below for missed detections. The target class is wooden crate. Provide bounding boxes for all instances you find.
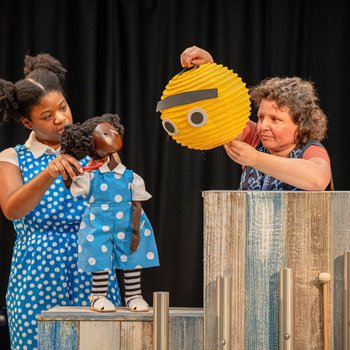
[203,191,350,350]
[38,306,203,350]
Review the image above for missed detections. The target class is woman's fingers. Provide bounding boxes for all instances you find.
[224,144,236,159]
[48,155,83,180]
[224,141,245,164]
[180,46,213,67]
[180,46,195,67]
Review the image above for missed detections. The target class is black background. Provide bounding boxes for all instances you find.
[1,1,349,348]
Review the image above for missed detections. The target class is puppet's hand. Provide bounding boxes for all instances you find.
[130,230,140,253]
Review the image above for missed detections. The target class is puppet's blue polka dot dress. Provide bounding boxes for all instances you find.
[78,167,159,272]
[6,146,122,350]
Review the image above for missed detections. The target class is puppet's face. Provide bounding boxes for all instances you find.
[157,63,251,150]
[93,122,123,158]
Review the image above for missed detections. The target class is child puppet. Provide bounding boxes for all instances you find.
[60,113,159,312]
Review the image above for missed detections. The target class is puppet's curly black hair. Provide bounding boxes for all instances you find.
[60,113,124,160]
[0,53,66,124]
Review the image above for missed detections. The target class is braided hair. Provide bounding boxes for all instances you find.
[0,53,67,124]
[60,113,125,160]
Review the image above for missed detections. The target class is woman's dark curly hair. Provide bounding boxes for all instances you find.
[250,77,328,144]
[60,113,125,160]
[0,53,66,124]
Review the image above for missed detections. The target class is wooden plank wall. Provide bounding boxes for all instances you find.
[203,191,246,350]
[286,192,330,349]
[38,320,79,350]
[245,192,287,350]
[330,192,350,350]
[203,191,350,350]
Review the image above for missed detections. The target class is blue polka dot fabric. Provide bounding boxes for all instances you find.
[78,167,159,272]
[6,146,122,350]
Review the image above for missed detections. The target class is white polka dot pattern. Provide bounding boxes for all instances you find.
[7,146,122,350]
[76,167,159,272]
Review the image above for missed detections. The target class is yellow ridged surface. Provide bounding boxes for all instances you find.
[158,63,251,150]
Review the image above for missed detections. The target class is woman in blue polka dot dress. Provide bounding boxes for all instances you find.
[60,114,159,312]
[0,54,121,349]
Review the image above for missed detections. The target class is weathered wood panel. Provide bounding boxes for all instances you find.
[38,306,203,350]
[330,192,350,350]
[203,191,350,350]
[38,320,78,350]
[120,321,153,349]
[203,191,246,350]
[245,192,287,350]
[169,313,204,349]
[80,321,120,350]
[286,192,330,350]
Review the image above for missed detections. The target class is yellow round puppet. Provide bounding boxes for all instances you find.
[156,63,251,150]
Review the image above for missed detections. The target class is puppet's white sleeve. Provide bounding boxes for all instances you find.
[131,172,152,201]
[70,172,91,197]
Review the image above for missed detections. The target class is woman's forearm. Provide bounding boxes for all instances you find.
[0,166,55,220]
[252,152,331,190]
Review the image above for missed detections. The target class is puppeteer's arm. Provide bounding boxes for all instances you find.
[0,155,82,220]
[224,140,331,190]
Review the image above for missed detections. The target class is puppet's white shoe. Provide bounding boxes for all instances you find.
[125,295,149,312]
[89,295,116,312]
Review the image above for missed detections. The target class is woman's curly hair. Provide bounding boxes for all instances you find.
[60,114,125,160]
[249,77,327,144]
[0,53,66,124]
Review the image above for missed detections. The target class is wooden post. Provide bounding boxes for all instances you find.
[216,276,233,349]
[343,251,350,350]
[319,272,331,350]
[153,292,169,350]
[280,268,295,350]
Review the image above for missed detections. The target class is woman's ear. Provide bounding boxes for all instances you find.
[20,117,33,130]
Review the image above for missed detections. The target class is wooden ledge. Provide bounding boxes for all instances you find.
[38,306,204,322]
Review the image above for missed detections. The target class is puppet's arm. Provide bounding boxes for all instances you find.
[130,172,152,252]
[130,201,142,252]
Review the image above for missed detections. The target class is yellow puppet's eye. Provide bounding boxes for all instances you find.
[162,119,178,135]
[187,107,208,128]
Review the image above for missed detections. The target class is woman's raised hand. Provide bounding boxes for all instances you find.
[180,46,214,67]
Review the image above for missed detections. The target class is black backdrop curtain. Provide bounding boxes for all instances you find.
[1,0,349,348]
